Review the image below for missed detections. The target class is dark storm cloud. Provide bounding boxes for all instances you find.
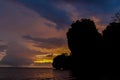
[12,0,71,28]
[55,0,116,5]
[12,0,120,26]
[23,35,66,49]
[57,0,109,3]
[60,0,120,24]
[60,0,120,13]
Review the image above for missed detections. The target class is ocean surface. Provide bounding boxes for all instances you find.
[0,67,73,80]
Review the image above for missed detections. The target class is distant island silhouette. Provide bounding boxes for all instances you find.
[52,17,120,79]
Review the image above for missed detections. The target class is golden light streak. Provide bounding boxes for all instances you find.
[34,59,53,63]
[23,40,71,64]
[23,41,70,55]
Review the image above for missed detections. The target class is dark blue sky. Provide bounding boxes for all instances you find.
[0,0,120,67]
[15,0,120,25]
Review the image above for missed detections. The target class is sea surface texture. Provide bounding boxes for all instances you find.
[0,68,72,80]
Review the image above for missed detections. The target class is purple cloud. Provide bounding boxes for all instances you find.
[23,35,67,49]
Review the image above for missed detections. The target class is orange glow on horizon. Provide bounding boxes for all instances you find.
[34,59,53,63]
[24,41,70,64]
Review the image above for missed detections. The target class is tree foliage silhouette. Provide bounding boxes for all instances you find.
[112,10,120,23]
[103,22,120,74]
[52,53,71,70]
[52,17,120,79]
[67,19,103,70]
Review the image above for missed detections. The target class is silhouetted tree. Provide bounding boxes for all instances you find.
[52,53,71,70]
[67,19,104,79]
[112,10,120,23]
[103,22,120,74]
[52,15,120,79]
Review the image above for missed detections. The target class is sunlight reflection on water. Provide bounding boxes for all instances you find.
[0,68,72,80]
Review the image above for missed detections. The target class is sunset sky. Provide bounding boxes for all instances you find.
[0,0,120,67]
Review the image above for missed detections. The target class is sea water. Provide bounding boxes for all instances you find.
[0,67,72,80]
